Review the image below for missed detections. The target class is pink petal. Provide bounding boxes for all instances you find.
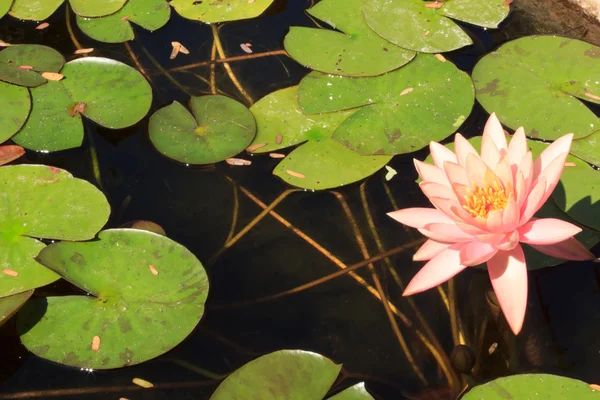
[459,241,498,266]
[487,245,528,335]
[420,181,456,202]
[493,155,514,196]
[533,133,574,177]
[476,232,506,245]
[420,222,475,242]
[536,152,570,207]
[465,154,488,187]
[430,141,458,170]
[454,133,479,167]
[404,244,467,296]
[529,237,596,261]
[496,230,520,251]
[486,209,504,232]
[413,239,452,261]
[502,195,519,231]
[518,218,582,245]
[507,127,527,167]
[516,152,533,208]
[387,208,454,229]
[414,159,450,187]
[481,134,501,168]
[443,161,469,186]
[519,176,547,224]
[483,113,508,153]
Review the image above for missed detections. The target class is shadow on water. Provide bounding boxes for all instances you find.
[0,0,600,399]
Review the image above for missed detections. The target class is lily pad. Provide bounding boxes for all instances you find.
[70,0,127,17]
[328,383,375,400]
[0,0,12,18]
[283,0,414,77]
[0,290,32,328]
[298,54,474,156]
[362,0,509,53]
[149,95,256,165]
[473,36,600,141]
[0,44,65,88]
[463,374,600,399]
[0,81,30,143]
[571,130,600,167]
[17,229,209,370]
[13,57,152,152]
[0,165,110,298]
[210,350,372,400]
[170,0,275,23]
[9,0,64,20]
[76,0,171,43]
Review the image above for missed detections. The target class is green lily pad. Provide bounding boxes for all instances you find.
[13,57,152,152]
[571,130,600,167]
[210,350,348,400]
[463,374,600,399]
[0,165,110,298]
[283,0,414,77]
[298,54,474,156]
[0,45,65,88]
[328,383,375,400]
[170,0,275,23]
[70,0,127,17]
[362,0,509,53]
[0,290,32,328]
[473,36,600,141]
[0,81,30,143]
[9,0,64,20]
[149,95,256,165]
[76,0,171,43]
[17,229,209,370]
[0,0,12,18]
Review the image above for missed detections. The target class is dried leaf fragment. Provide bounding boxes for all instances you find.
[248,0,255,3]
[240,43,253,54]
[71,102,86,117]
[400,88,413,96]
[385,165,397,181]
[36,22,50,30]
[74,48,94,55]
[0,40,11,47]
[488,342,498,354]
[170,41,189,60]
[247,142,266,152]
[434,53,447,62]
[422,31,430,37]
[564,162,577,167]
[2,269,18,277]
[424,1,444,8]
[275,134,283,144]
[92,336,101,351]
[269,153,285,159]
[149,264,159,275]
[585,92,600,101]
[42,72,64,81]
[502,0,513,6]
[18,65,34,70]
[0,145,25,166]
[591,384,600,391]
[132,378,154,388]
[120,15,129,21]
[226,158,252,166]
[286,170,305,178]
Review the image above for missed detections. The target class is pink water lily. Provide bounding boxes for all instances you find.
[388,113,596,334]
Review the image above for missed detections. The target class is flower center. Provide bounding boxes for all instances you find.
[462,182,508,218]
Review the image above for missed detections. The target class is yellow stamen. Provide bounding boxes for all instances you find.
[462,181,508,218]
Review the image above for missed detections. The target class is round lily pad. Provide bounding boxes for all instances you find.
[0,44,65,88]
[0,165,110,298]
[17,229,209,370]
[298,54,474,156]
[170,0,275,23]
[284,0,414,77]
[463,374,600,399]
[0,290,32,329]
[570,130,600,166]
[0,81,30,143]
[13,57,152,152]
[328,383,375,400]
[362,0,509,53]
[76,0,171,43]
[210,350,344,400]
[70,0,127,17]
[473,36,600,141]
[149,95,256,165]
[9,0,64,20]
[0,0,12,19]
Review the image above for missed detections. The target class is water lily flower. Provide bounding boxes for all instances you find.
[388,113,596,334]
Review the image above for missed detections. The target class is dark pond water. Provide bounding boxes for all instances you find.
[1,1,600,399]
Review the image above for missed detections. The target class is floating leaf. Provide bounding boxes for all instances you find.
[17,229,209,370]
[76,0,171,43]
[473,36,600,140]
[0,81,30,143]
[70,0,127,17]
[170,0,275,23]
[0,44,64,87]
[284,0,415,76]
[120,221,166,236]
[0,290,32,328]
[209,350,341,399]
[362,0,509,53]
[149,95,256,165]
[328,383,375,400]
[0,145,25,165]
[463,374,600,399]
[0,0,12,18]
[13,57,152,152]
[9,0,64,20]
[0,165,110,298]
[298,54,474,155]
[570,130,600,166]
